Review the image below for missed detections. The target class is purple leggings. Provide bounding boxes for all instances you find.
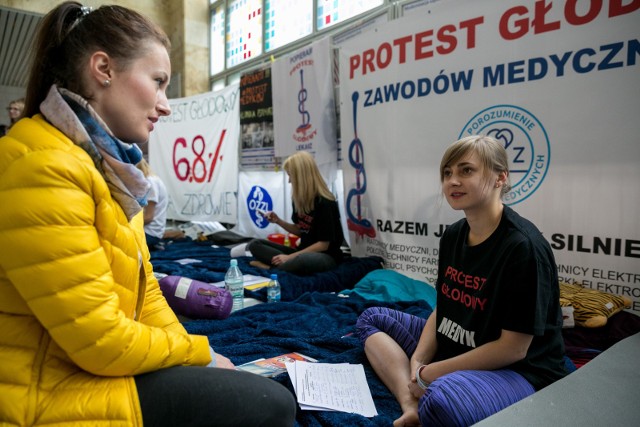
[356,307,535,427]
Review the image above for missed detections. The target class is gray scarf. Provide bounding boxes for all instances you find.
[40,85,149,221]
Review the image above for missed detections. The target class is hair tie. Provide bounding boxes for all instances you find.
[67,6,93,36]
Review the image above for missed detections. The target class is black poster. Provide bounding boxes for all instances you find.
[239,67,276,170]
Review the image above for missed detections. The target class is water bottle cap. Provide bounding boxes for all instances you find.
[230,259,238,266]
[270,274,277,279]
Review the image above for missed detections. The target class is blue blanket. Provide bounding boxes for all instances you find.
[184,292,433,426]
[150,239,383,301]
[151,238,435,424]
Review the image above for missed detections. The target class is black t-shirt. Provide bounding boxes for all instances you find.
[435,205,567,390]
[292,196,344,262]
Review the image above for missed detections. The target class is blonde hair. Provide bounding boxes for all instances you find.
[8,98,25,124]
[439,135,512,197]
[283,151,335,214]
[9,98,24,109]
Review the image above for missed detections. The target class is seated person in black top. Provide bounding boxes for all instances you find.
[247,151,344,275]
[356,135,567,426]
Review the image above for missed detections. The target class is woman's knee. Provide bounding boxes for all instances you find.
[355,307,385,343]
[246,239,261,252]
[285,253,336,274]
[256,380,297,426]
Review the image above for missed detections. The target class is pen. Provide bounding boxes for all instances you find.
[340,332,354,339]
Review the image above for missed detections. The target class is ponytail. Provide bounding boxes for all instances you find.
[24,1,170,118]
[24,2,83,117]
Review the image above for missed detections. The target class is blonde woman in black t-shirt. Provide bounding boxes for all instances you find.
[248,151,344,275]
[356,135,568,426]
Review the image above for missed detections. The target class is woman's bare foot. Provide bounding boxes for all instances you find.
[249,260,270,270]
[394,410,420,427]
[394,397,420,427]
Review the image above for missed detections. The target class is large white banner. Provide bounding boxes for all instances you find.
[339,0,640,312]
[272,37,338,169]
[149,85,240,223]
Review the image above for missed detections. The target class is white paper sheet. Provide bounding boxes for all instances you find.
[286,361,378,417]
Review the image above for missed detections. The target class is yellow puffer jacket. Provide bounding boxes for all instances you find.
[0,116,211,426]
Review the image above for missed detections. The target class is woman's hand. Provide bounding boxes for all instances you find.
[271,253,293,266]
[214,353,236,370]
[408,358,427,399]
[408,364,430,399]
[408,380,426,399]
[410,358,422,375]
[264,211,280,224]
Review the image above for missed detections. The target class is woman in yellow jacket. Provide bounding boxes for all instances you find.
[0,2,296,426]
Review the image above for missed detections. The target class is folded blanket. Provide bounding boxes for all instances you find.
[341,269,437,308]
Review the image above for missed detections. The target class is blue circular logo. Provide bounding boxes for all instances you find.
[460,105,551,205]
[246,185,273,228]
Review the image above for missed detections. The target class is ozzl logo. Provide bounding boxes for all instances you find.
[460,105,550,205]
[246,185,272,228]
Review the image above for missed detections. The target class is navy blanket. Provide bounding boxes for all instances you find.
[150,239,383,301]
[184,292,433,426]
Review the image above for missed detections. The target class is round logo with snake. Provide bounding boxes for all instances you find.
[459,105,551,205]
[246,186,272,228]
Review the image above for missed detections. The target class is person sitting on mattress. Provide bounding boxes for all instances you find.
[356,135,568,427]
[247,151,344,275]
[135,158,185,250]
[0,2,296,426]
[136,158,169,250]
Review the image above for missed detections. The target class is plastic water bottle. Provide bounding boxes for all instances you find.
[225,259,244,312]
[267,273,281,303]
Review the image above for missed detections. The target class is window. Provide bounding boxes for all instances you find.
[316,0,384,30]
[210,0,388,86]
[399,0,441,17]
[265,0,313,52]
[226,0,263,69]
[210,4,225,75]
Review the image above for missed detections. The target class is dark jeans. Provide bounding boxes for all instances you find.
[135,365,297,427]
[247,239,337,275]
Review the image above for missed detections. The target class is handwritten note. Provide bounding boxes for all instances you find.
[286,361,378,417]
